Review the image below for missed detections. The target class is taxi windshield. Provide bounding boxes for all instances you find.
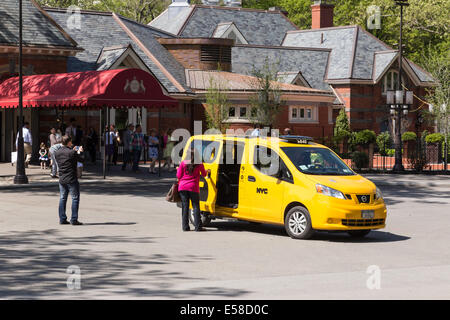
[281,147,355,176]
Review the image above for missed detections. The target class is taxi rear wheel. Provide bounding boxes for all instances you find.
[285,206,314,240]
[189,210,212,227]
[347,230,371,238]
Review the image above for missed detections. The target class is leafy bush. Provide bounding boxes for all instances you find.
[376,132,391,155]
[402,131,417,142]
[386,149,395,157]
[353,130,376,146]
[351,151,369,170]
[425,133,445,144]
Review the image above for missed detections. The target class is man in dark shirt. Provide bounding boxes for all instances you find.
[54,135,84,225]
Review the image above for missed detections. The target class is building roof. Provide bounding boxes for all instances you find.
[283,25,434,85]
[96,45,129,71]
[232,45,331,91]
[0,0,78,49]
[45,8,189,94]
[185,69,333,98]
[149,5,298,46]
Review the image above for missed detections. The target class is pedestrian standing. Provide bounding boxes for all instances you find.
[49,142,63,178]
[105,125,116,165]
[122,124,134,171]
[148,129,159,174]
[163,128,176,171]
[177,148,210,232]
[54,135,84,225]
[39,143,49,169]
[86,127,97,163]
[130,125,145,173]
[48,128,60,174]
[65,118,77,141]
[16,122,32,168]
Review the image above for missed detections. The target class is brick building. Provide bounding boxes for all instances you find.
[1,0,436,163]
[150,0,436,135]
[1,0,334,162]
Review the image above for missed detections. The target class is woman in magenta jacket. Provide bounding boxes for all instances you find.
[177,148,210,231]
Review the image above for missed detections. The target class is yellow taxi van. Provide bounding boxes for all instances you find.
[181,134,387,239]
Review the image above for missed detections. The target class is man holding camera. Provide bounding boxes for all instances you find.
[54,135,84,225]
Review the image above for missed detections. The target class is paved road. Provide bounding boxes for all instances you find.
[0,177,449,299]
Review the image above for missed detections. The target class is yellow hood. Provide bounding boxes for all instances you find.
[305,174,376,194]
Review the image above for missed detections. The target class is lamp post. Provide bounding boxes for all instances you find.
[387,89,414,171]
[387,0,410,172]
[13,0,28,184]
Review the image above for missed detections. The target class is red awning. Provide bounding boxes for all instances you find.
[0,68,178,109]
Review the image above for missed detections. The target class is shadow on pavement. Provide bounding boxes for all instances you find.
[0,229,249,299]
[208,221,410,243]
[82,222,137,226]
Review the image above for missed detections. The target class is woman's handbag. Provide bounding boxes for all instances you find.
[166,182,181,203]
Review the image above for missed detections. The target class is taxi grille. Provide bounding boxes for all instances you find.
[356,195,371,204]
[342,219,385,227]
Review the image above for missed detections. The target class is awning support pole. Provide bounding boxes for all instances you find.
[158,107,162,177]
[103,106,108,179]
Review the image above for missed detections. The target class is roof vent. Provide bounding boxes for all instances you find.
[202,0,241,7]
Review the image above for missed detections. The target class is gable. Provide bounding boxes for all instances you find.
[45,8,188,93]
[150,5,297,46]
[212,22,248,44]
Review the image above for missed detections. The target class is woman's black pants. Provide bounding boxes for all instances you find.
[179,190,201,231]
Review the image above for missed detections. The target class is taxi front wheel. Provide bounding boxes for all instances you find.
[285,206,314,240]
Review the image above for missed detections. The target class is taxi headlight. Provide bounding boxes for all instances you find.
[375,188,383,200]
[315,184,346,200]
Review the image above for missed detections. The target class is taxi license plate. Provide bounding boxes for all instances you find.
[361,210,374,219]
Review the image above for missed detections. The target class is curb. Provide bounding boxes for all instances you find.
[0,179,108,190]
[365,180,450,189]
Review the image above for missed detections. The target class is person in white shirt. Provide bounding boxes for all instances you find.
[16,122,32,167]
[65,118,77,141]
[251,124,261,137]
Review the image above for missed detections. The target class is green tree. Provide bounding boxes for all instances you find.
[333,108,351,141]
[421,48,450,167]
[204,74,231,133]
[249,58,284,128]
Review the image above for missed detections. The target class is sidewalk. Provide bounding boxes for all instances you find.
[0,161,177,189]
[362,174,450,189]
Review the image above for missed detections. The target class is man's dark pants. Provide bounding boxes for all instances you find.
[132,149,141,171]
[179,191,201,231]
[59,181,80,223]
[122,149,131,169]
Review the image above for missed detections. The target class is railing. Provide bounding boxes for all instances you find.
[340,141,448,173]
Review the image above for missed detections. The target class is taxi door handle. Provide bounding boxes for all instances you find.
[248,176,256,182]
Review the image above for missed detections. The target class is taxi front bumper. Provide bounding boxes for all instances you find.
[311,195,387,231]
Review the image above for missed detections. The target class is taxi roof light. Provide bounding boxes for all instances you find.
[279,135,314,145]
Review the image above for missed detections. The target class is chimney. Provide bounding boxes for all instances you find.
[168,0,190,19]
[311,0,334,29]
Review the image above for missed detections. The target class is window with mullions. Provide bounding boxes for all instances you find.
[381,70,407,94]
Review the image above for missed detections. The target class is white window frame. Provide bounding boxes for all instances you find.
[382,70,403,95]
[289,106,317,123]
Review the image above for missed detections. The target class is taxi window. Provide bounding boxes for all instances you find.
[253,146,291,181]
[186,139,221,163]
